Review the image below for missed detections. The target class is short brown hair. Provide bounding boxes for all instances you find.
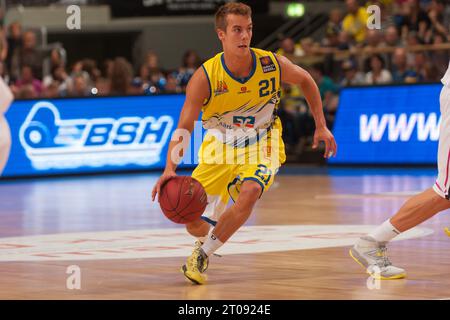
[215,2,252,31]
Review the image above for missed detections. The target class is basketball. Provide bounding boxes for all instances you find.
[159,176,208,224]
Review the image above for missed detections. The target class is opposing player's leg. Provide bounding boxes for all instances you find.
[350,85,450,279]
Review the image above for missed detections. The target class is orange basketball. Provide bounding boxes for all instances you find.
[159,176,208,224]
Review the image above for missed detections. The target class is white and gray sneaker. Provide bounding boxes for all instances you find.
[349,236,406,280]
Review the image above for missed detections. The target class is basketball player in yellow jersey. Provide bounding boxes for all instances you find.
[152,2,337,285]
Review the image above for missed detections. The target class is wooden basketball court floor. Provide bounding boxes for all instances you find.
[0,166,449,300]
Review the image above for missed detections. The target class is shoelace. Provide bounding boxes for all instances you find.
[367,245,392,268]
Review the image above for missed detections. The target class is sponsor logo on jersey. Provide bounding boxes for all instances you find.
[19,101,173,170]
[233,115,255,128]
[260,56,276,73]
[238,86,251,94]
[214,80,229,96]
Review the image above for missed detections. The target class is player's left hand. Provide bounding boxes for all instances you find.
[312,126,337,158]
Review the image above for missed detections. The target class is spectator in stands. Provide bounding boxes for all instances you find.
[176,49,201,90]
[82,58,101,85]
[309,63,339,125]
[109,57,133,95]
[6,22,22,77]
[342,0,369,44]
[42,80,61,98]
[431,32,449,76]
[337,31,353,50]
[340,59,366,86]
[43,65,72,97]
[91,77,110,96]
[412,51,428,80]
[384,26,402,47]
[146,50,166,93]
[277,37,305,64]
[427,0,449,39]
[365,54,393,84]
[327,8,343,35]
[399,0,430,41]
[296,38,324,68]
[391,47,420,83]
[165,73,182,94]
[11,30,45,81]
[69,73,91,97]
[15,84,38,99]
[14,65,43,96]
[423,61,440,82]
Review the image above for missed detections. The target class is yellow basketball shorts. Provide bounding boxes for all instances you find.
[191,162,279,226]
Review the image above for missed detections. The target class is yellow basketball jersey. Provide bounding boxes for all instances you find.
[199,47,286,166]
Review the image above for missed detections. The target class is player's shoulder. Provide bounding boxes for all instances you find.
[202,52,223,68]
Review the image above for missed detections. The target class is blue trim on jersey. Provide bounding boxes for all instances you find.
[273,53,282,85]
[201,64,212,106]
[201,216,217,226]
[242,177,265,198]
[227,177,240,203]
[220,49,257,84]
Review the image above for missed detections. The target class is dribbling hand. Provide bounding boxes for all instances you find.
[151,170,177,202]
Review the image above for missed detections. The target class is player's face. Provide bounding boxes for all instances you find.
[218,14,253,56]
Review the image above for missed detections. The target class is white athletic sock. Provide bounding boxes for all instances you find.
[197,236,206,243]
[201,232,223,257]
[368,219,401,243]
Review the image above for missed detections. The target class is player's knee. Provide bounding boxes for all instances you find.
[235,181,262,212]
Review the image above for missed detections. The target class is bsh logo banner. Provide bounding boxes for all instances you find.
[19,101,174,170]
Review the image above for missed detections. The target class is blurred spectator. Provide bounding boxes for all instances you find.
[309,63,339,124]
[165,73,182,94]
[384,26,402,47]
[93,77,110,96]
[412,51,428,79]
[337,31,353,50]
[176,49,201,90]
[277,37,305,64]
[342,0,369,44]
[6,22,22,76]
[423,61,441,82]
[11,30,45,81]
[391,48,420,83]
[109,57,133,95]
[69,73,91,97]
[82,58,101,84]
[427,0,449,39]
[431,32,450,75]
[309,63,340,101]
[327,8,343,36]
[15,65,43,95]
[340,59,366,86]
[42,81,61,98]
[399,0,430,41]
[296,38,324,67]
[365,54,393,84]
[15,84,38,99]
[146,50,166,93]
[43,65,71,96]
[102,59,114,79]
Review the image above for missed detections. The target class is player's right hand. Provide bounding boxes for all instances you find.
[151,170,177,202]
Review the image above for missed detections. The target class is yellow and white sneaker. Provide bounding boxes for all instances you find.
[180,244,209,285]
[445,227,450,237]
[349,236,406,280]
